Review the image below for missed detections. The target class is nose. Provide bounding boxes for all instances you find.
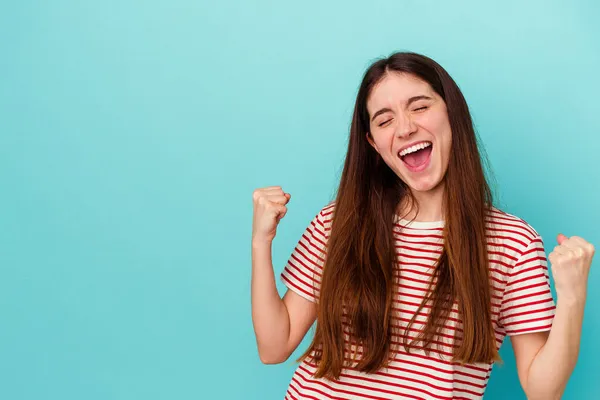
[395,113,417,139]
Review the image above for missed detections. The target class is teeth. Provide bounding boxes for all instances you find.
[399,142,432,157]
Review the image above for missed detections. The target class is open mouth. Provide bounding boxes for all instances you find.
[398,141,433,172]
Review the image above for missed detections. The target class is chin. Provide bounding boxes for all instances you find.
[406,175,443,193]
[408,183,436,193]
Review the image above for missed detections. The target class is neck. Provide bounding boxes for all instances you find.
[397,183,445,222]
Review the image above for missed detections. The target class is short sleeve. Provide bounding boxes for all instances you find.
[499,236,556,335]
[280,210,328,303]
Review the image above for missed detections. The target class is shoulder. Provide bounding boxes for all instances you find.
[317,201,335,221]
[313,201,335,238]
[486,206,543,256]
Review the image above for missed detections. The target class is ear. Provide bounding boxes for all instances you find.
[366,132,377,149]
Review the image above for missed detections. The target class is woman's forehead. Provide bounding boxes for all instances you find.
[368,72,435,109]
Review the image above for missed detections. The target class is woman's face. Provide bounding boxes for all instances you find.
[366,72,452,194]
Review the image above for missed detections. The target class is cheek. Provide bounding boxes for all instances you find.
[420,111,449,134]
[419,114,452,150]
[371,130,394,151]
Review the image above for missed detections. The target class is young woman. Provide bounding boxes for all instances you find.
[251,52,595,400]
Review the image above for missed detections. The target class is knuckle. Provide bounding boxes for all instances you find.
[253,189,264,201]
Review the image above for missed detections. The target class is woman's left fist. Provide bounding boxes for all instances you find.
[548,234,595,302]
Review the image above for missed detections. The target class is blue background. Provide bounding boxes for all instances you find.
[1,0,599,399]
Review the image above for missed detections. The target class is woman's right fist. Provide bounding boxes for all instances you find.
[252,186,291,243]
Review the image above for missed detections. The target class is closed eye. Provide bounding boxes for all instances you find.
[378,119,392,127]
[413,106,428,112]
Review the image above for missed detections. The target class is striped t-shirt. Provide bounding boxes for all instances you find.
[280,203,555,400]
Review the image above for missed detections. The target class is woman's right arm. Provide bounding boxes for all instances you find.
[251,187,317,364]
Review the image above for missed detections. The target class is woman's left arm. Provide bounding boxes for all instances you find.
[511,234,595,400]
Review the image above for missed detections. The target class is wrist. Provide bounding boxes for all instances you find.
[252,237,274,248]
[556,291,587,308]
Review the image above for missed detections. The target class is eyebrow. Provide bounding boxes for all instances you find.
[370,95,433,122]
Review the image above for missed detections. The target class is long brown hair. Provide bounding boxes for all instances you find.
[300,52,499,380]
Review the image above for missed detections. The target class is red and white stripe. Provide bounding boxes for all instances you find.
[280,203,555,399]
